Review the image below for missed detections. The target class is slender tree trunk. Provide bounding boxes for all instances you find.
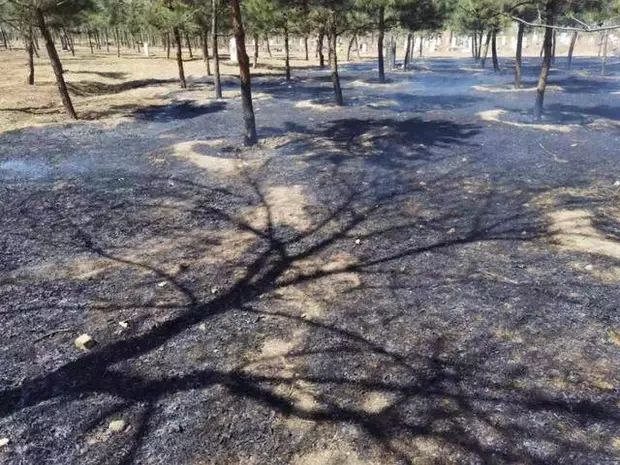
[230,0,257,146]
[419,34,423,57]
[95,29,101,49]
[477,31,483,58]
[389,35,396,69]
[253,34,259,67]
[601,30,609,75]
[355,35,361,59]
[116,28,121,57]
[347,35,355,61]
[534,3,555,120]
[35,8,77,119]
[328,28,343,106]
[404,32,412,69]
[515,22,524,88]
[471,33,476,59]
[266,35,271,57]
[567,30,577,70]
[0,28,8,49]
[105,29,110,53]
[304,36,309,60]
[481,30,491,68]
[166,33,171,59]
[26,29,35,85]
[87,30,94,54]
[377,5,385,83]
[212,0,222,99]
[67,29,75,56]
[551,30,556,64]
[173,27,187,88]
[202,30,212,75]
[185,30,193,59]
[491,30,500,71]
[284,26,291,80]
[317,31,325,68]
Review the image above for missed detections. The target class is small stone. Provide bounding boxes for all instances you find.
[354,239,361,245]
[210,287,219,294]
[584,264,594,271]
[614,180,620,186]
[419,181,426,186]
[198,323,207,332]
[0,438,9,448]
[118,321,129,329]
[108,420,127,433]
[74,334,96,351]
[157,281,168,287]
[447,228,456,235]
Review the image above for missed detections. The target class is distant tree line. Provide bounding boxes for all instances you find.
[1,0,619,143]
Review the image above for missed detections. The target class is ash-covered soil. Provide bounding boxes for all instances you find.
[0,56,619,465]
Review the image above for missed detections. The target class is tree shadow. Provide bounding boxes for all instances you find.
[0,93,618,465]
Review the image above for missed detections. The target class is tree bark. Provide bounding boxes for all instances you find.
[202,30,212,75]
[26,29,35,85]
[481,30,491,68]
[253,34,259,67]
[514,22,524,88]
[317,31,325,68]
[419,34,423,57]
[304,36,309,60]
[534,2,555,120]
[36,8,77,119]
[328,28,343,106]
[173,27,187,88]
[105,29,110,53]
[567,31,577,69]
[185,30,193,59]
[87,29,94,54]
[212,0,222,99]
[230,0,257,146]
[377,5,385,83]
[266,35,272,57]
[347,35,355,61]
[491,30,500,71]
[1,28,8,49]
[284,26,291,80]
[116,28,121,57]
[404,32,412,69]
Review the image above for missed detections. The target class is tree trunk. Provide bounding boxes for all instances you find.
[347,35,355,61]
[328,28,343,106]
[419,35,423,57]
[551,30,556,64]
[601,30,609,75]
[185,30,193,59]
[165,33,170,59]
[35,9,77,119]
[212,0,222,99]
[471,33,476,59]
[477,31,483,59]
[67,30,75,56]
[284,26,291,80]
[355,35,361,59]
[116,28,121,57]
[0,28,8,49]
[304,36,309,61]
[230,0,257,146]
[317,31,325,68]
[87,29,94,54]
[534,3,555,120]
[266,35,272,57]
[481,30,491,68]
[404,32,412,69]
[202,30,212,75]
[514,22,524,88]
[26,29,35,85]
[173,27,187,88]
[491,30,500,71]
[253,34,259,67]
[389,36,396,69]
[377,5,385,83]
[567,31,577,70]
[105,29,110,53]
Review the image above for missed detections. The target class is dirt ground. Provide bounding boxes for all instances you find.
[0,45,619,465]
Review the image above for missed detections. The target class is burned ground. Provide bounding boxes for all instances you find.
[0,54,619,465]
